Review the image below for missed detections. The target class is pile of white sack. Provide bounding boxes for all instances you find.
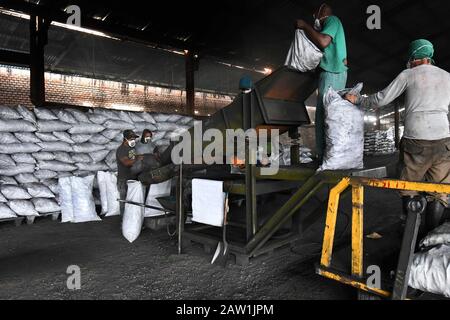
[409,222,450,297]
[319,84,365,171]
[0,105,193,220]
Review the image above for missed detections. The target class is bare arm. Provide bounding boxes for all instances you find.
[119,156,138,167]
[296,20,332,50]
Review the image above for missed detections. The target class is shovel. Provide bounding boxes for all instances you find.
[211,193,230,265]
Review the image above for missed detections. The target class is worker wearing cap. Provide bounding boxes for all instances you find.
[296,3,348,162]
[116,129,143,214]
[346,39,450,233]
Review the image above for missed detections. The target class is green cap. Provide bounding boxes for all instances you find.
[408,39,434,61]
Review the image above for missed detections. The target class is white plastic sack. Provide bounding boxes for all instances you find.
[89,135,110,145]
[105,150,116,167]
[118,111,133,123]
[12,153,36,164]
[54,152,75,164]
[0,143,41,154]
[0,192,6,203]
[88,113,108,125]
[34,108,58,120]
[15,173,39,184]
[32,152,55,161]
[0,133,20,144]
[319,84,365,171]
[71,153,92,163]
[0,164,35,177]
[25,183,55,198]
[14,132,41,143]
[144,180,171,217]
[1,185,32,200]
[134,122,157,133]
[72,143,105,153]
[0,203,16,219]
[71,175,101,223]
[76,162,110,172]
[53,132,75,144]
[128,112,146,123]
[68,123,105,135]
[17,106,36,123]
[0,119,36,132]
[71,134,93,144]
[41,179,59,194]
[93,108,121,120]
[0,154,15,166]
[52,109,78,124]
[58,177,73,222]
[122,180,144,243]
[103,120,135,130]
[90,150,110,163]
[152,131,166,142]
[0,176,17,185]
[0,106,22,120]
[285,29,323,72]
[37,120,72,132]
[67,109,91,123]
[154,114,171,122]
[156,122,181,131]
[35,132,59,142]
[9,200,39,217]
[32,198,60,214]
[34,169,58,180]
[97,171,120,217]
[141,113,156,124]
[38,141,73,152]
[37,160,77,172]
[101,129,121,140]
[420,221,450,248]
[105,141,122,151]
[409,244,450,297]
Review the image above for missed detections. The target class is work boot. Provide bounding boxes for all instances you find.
[425,200,445,232]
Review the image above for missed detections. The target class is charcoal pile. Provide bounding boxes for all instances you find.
[363,127,402,155]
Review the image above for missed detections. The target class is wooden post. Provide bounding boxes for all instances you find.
[185,51,196,116]
[29,15,49,107]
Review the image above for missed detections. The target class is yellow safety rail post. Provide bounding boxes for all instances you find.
[351,184,364,278]
[320,177,350,268]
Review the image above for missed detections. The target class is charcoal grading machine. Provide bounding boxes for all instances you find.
[139,67,397,265]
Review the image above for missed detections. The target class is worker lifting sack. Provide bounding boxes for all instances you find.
[284,29,323,72]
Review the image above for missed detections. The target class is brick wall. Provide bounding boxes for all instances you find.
[0,65,233,116]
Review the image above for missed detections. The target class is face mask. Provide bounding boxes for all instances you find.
[128,139,136,148]
[314,18,322,31]
[144,137,152,143]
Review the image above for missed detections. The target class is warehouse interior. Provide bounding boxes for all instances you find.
[0,0,449,301]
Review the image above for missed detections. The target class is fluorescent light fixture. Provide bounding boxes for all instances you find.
[194,110,199,114]
[263,67,272,75]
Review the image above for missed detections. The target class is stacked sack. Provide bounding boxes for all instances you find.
[0,105,194,220]
[364,127,403,155]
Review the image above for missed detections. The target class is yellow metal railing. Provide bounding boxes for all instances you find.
[318,177,450,298]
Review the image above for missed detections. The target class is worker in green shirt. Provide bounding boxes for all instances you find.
[296,3,348,163]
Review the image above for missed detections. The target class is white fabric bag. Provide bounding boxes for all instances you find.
[144,180,172,217]
[122,180,144,243]
[409,244,450,297]
[97,171,120,217]
[192,179,225,227]
[284,30,323,72]
[58,176,74,223]
[71,175,101,223]
[319,83,365,171]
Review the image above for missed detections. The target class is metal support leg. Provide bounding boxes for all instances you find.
[392,196,425,300]
[245,137,257,240]
[289,127,300,166]
[177,165,184,254]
